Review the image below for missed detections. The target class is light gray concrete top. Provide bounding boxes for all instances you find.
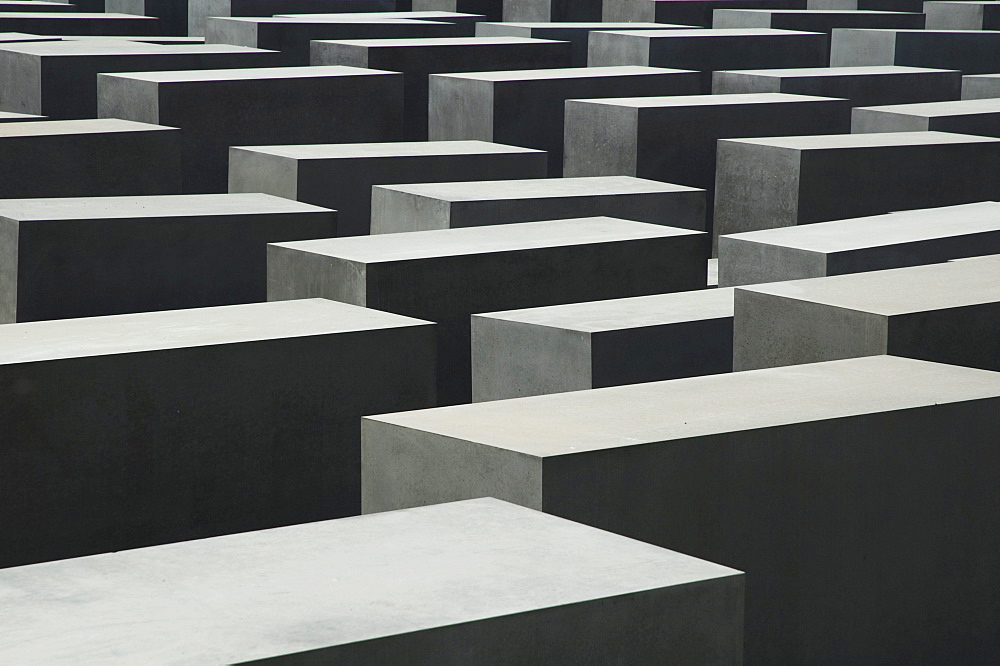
[721,202,1000,252]
[234,140,544,160]
[278,11,482,20]
[312,36,568,48]
[721,130,1000,149]
[272,217,702,264]
[0,193,332,221]
[718,65,957,77]
[0,299,431,365]
[855,97,1000,117]
[833,27,1000,33]
[478,287,734,332]
[375,176,701,201]
[216,16,446,26]
[716,8,920,14]
[568,92,844,108]
[477,21,684,29]
[0,41,271,56]
[366,356,1000,456]
[0,110,43,120]
[0,118,173,137]
[594,28,826,37]
[99,65,395,83]
[0,498,740,664]
[0,11,155,18]
[0,32,59,42]
[738,254,1000,314]
[432,65,695,81]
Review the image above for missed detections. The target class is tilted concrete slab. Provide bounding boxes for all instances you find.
[830,28,1000,73]
[852,97,1000,135]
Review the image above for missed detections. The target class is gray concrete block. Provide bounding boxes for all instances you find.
[588,28,830,89]
[472,287,734,401]
[0,1,74,11]
[502,0,603,21]
[429,66,702,175]
[188,0,404,37]
[713,8,926,39]
[733,255,1000,372]
[0,498,744,664]
[925,0,1000,30]
[104,0,188,35]
[604,0,808,27]
[311,36,572,140]
[268,217,708,405]
[98,65,404,194]
[276,10,485,31]
[0,118,181,198]
[563,93,851,239]
[830,28,1000,73]
[229,140,547,236]
[0,11,159,35]
[414,0,503,20]
[852,97,1000,135]
[712,65,963,107]
[718,201,1000,285]
[0,298,436,568]
[0,193,337,323]
[0,30,60,42]
[963,72,1000,98]
[205,16,463,64]
[49,0,105,11]
[0,41,280,119]
[370,176,706,233]
[0,109,43,121]
[809,0,923,10]
[362,354,1000,664]
[713,131,1000,244]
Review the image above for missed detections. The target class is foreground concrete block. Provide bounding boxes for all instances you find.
[0,118,181,198]
[604,0,808,27]
[925,1,1000,30]
[188,0,403,36]
[268,217,707,404]
[473,287,734,401]
[502,0,602,21]
[563,93,850,237]
[713,65,963,107]
[99,65,403,194]
[589,28,829,88]
[362,355,1000,664]
[0,193,336,322]
[0,499,744,663]
[311,36,572,139]
[853,97,1000,136]
[0,298,435,568]
[429,66,702,174]
[0,41,279,119]
[229,140,546,236]
[714,131,1000,242]
[371,176,706,233]
[963,72,1000,98]
[713,8,926,38]
[733,255,1000,372]
[830,28,1000,73]
[718,202,1000,285]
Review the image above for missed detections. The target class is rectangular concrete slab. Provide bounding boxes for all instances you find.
[362,355,1000,664]
[830,28,1000,73]
[414,0,503,21]
[188,0,404,37]
[0,498,744,664]
[105,0,188,36]
[0,12,158,35]
[925,1,1000,30]
[712,8,925,39]
[718,201,1000,285]
[503,0,603,21]
[370,176,706,233]
[604,0,810,27]
[98,65,404,193]
[472,287,734,401]
[0,193,336,322]
[963,72,1000,98]
[0,298,436,568]
[852,97,1000,135]
[268,217,708,404]
[229,140,547,236]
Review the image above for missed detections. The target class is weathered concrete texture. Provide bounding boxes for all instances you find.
[713,131,1000,244]
[718,201,1000,285]
[0,193,336,323]
[311,36,572,140]
[0,298,436,568]
[205,16,463,64]
[830,28,1000,73]
[713,8,926,38]
[503,0,602,21]
[852,97,1000,135]
[0,499,744,664]
[0,41,280,119]
[0,118,181,198]
[563,93,850,240]
[268,217,707,405]
[713,65,963,107]
[362,355,1000,664]
[474,20,682,66]
[188,0,404,37]
[105,0,188,36]
[229,140,547,236]
[588,28,829,89]
[371,176,706,233]
[925,0,1000,30]
[429,66,702,175]
[414,0,503,21]
[472,287,734,401]
[0,11,159,35]
[604,0,808,27]
[963,72,1000,98]
[98,65,403,194]
[733,255,1000,373]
